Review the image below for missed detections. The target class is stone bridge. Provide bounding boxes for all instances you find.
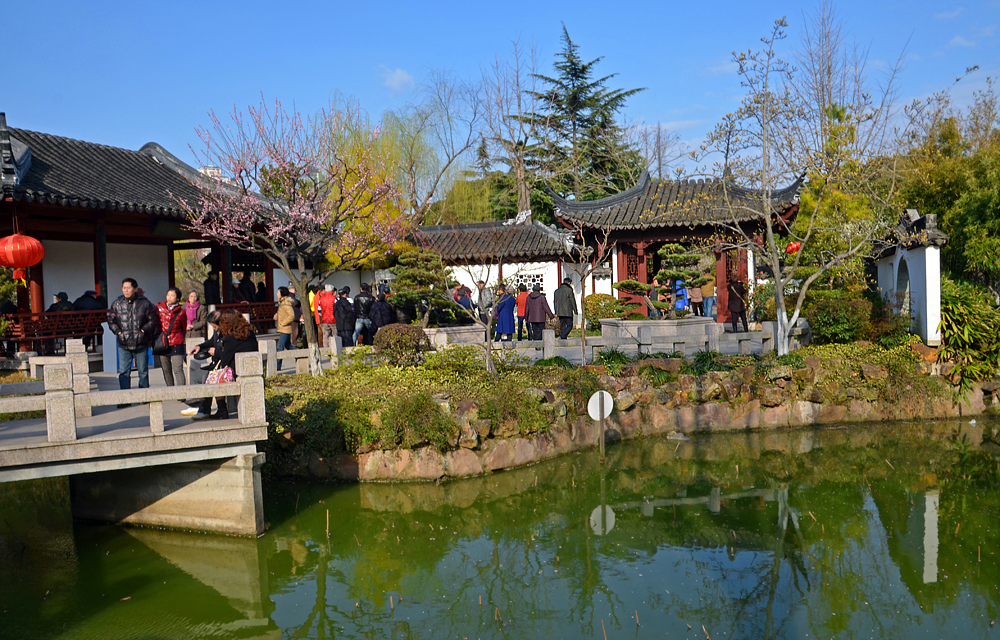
[0,341,268,535]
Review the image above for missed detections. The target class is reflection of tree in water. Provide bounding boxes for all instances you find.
[257,420,1000,638]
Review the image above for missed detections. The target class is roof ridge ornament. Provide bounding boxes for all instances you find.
[503,209,532,226]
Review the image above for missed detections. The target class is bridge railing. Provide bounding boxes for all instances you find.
[0,352,266,444]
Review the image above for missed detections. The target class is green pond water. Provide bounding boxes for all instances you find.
[3,418,1000,639]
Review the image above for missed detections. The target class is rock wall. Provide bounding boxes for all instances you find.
[273,361,998,483]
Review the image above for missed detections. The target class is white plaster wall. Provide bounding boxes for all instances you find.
[107,243,168,302]
[876,246,942,345]
[267,267,371,301]
[40,240,94,305]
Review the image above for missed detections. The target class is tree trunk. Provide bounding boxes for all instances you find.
[301,298,323,376]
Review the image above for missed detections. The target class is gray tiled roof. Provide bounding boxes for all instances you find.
[415,220,573,262]
[551,171,804,230]
[0,115,202,217]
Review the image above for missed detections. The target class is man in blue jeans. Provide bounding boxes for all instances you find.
[108,278,158,402]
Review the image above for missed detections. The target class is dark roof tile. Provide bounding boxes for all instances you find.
[414,220,572,262]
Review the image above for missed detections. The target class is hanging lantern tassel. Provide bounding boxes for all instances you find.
[11,268,27,287]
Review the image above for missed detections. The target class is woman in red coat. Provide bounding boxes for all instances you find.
[156,287,189,387]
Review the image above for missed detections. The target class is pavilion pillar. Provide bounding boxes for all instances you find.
[264,256,274,302]
[221,245,233,303]
[93,220,108,304]
[167,242,175,288]
[636,242,648,316]
[716,250,729,325]
[29,261,43,314]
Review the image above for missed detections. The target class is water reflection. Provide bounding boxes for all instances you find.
[2,418,999,639]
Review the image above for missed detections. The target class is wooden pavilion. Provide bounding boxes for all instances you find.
[550,171,803,323]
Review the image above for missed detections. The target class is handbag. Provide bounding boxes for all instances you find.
[205,363,235,384]
[152,307,183,356]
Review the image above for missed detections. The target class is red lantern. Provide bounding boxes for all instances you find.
[0,234,45,283]
[785,241,801,254]
[0,233,45,268]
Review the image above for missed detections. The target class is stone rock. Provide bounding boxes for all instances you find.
[454,399,479,421]
[759,385,786,407]
[698,377,722,402]
[524,387,553,403]
[721,381,742,401]
[496,419,519,438]
[647,403,677,432]
[807,387,825,403]
[643,358,682,374]
[762,404,790,427]
[816,404,847,423]
[409,448,446,480]
[767,365,793,381]
[911,343,940,363]
[480,440,513,471]
[792,368,817,385]
[604,428,622,446]
[459,423,479,449]
[679,375,697,394]
[474,418,492,439]
[653,388,672,404]
[804,356,822,370]
[789,400,820,426]
[615,390,636,411]
[776,379,788,389]
[512,438,536,466]
[551,401,568,418]
[666,431,689,441]
[738,366,756,383]
[432,393,451,414]
[444,449,483,477]
[860,363,889,380]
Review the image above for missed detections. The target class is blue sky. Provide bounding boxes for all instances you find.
[3,0,997,168]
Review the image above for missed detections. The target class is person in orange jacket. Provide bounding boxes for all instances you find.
[515,283,529,340]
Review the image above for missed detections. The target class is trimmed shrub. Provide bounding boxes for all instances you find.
[805,298,873,344]
[382,392,456,451]
[373,323,431,366]
[535,356,575,368]
[584,293,634,329]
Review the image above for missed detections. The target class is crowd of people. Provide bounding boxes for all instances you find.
[448,277,579,341]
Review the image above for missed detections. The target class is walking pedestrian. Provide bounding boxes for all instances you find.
[274,287,296,369]
[701,274,717,319]
[524,284,554,340]
[108,277,158,396]
[727,279,749,332]
[353,283,376,346]
[370,293,395,336]
[689,280,704,316]
[315,284,337,349]
[494,286,516,341]
[334,287,356,347]
[155,287,189,387]
[203,271,221,306]
[185,290,207,338]
[515,284,528,340]
[553,277,577,339]
[476,280,494,325]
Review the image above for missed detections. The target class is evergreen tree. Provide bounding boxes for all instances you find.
[528,25,645,201]
[388,248,458,327]
[655,244,711,320]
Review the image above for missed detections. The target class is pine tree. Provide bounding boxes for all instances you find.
[528,25,645,201]
[388,249,458,327]
[655,244,711,320]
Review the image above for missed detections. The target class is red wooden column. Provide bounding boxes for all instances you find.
[264,256,275,301]
[28,260,43,314]
[715,250,729,325]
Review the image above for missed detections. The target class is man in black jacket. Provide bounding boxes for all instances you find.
[47,292,75,313]
[370,293,395,336]
[353,283,376,346]
[334,287,356,347]
[203,271,221,305]
[108,277,158,392]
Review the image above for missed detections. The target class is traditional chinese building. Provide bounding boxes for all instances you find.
[550,171,803,323]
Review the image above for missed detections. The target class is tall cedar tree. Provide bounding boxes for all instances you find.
[528,25,646,201]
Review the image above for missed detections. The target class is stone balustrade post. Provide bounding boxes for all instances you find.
[707,323,721,353]
[329,336,343,369]
[44,363,77,443]
[637,325,652,356]
[66,339,92,417]
[235,352,267,427]
[761,321,775,354]
[258,338,277,378]
[542,329,556,359]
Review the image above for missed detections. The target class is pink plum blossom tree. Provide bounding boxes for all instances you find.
[180,97,404,375]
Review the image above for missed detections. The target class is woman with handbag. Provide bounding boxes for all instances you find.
[154,287,189,387]
[189,312,257,420]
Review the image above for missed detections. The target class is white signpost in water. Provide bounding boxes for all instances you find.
[587,390,613,459]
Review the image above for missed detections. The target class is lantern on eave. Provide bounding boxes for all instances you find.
[0,234,45,283]
[785,241,801,255]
